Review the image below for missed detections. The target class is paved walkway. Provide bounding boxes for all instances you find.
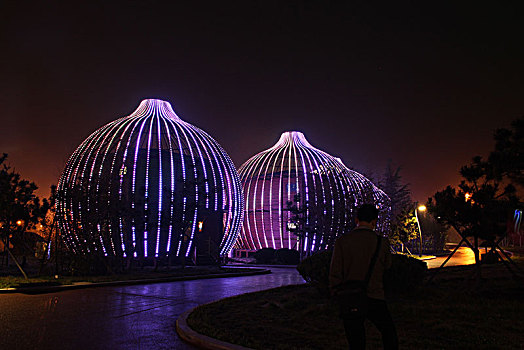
[426,246,477,269]
[0,248,480,349]
[0,267,305,350]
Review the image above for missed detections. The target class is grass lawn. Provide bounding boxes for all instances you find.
[188,258,524,349]
[0,266,257,289]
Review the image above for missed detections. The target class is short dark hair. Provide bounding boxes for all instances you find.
[357,204,379,222]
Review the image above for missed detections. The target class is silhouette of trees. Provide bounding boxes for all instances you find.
[0,153,50,277]
[489,117,524,187]
[379,161,412,221]
[388,205,419,251]
[378,162,416,250]
[428,117,523,282]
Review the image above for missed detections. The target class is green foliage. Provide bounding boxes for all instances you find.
[378,162,420,248]
[253,248,276,264]
[388,206,419,249]
[390,206,447,254]
[384,254,427,293]
[275,248,300,265]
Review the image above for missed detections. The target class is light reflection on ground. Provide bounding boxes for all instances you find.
[426,246,477,269]
[0,267,305,350]
[0,247,490,349]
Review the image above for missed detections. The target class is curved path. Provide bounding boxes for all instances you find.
[426,246,477,269]
[0,249,476,350]
[0,267,305,350]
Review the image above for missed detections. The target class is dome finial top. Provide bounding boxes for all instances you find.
[133,98,181,120]
[273,131,313,148]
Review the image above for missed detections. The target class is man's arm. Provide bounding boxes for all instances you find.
[329,239,344,294]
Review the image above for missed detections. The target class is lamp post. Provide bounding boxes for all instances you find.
[415,205,426,257]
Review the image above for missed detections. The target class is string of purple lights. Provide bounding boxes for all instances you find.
[56,99,244,260]
[236,131,391,254]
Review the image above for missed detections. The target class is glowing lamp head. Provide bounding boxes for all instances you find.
[417,205,427,212]
[16,220,23,226]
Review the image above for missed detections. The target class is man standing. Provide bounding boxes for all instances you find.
[329,204,398,349]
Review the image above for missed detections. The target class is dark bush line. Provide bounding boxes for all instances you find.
[253,248,300,265]
[296,249,428,296]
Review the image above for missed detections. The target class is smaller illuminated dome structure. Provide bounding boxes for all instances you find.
[56,99,244,262]
[236,131,390,254]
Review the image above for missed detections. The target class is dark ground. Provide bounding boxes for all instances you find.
[188,255,524,349]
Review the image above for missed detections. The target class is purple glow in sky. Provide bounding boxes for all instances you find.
[1,2,522,204]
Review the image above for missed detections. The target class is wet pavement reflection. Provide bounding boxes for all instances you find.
[0,250,476,349]
[0,268,305,350]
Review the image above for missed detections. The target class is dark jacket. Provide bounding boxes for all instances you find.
[329,227,392,300]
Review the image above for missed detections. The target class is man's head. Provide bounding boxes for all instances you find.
[356,204,379,227]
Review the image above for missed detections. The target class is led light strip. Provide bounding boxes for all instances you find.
[57,99,244,260]
[237,131,391,254]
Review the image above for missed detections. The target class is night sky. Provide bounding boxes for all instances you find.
[1,1,522,202]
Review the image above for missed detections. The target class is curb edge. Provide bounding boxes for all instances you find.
[176,307,256,350]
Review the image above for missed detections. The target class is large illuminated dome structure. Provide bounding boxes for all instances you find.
[337,158,391,232]
[236,131,390,254]
[56,99,244,262]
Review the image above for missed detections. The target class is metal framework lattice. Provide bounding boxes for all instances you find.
[236,131,390,253]
[56,99,244,259]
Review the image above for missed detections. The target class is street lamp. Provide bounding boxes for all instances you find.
[415,205,426,257]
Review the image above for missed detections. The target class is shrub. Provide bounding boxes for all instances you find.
[253,248,276,264]
[384,254,428,294]
[297,250,428,296]
[65,254,110,276]
[296,250,332,295]
[275,248,300,265]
